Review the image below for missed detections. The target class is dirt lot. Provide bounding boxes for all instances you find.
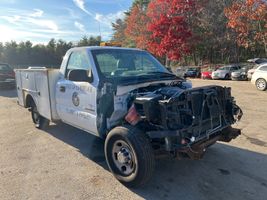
[0,79,267,200]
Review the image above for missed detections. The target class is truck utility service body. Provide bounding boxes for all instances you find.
[15,47,243,187]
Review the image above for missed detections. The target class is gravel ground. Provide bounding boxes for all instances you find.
[0,79,267,200]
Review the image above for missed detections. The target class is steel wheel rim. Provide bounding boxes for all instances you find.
[257,79,266,90]
[112,140,136,176]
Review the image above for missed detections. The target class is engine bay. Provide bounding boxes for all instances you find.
[100,79,242,147]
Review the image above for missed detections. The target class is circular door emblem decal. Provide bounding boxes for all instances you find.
[72,92,80,107]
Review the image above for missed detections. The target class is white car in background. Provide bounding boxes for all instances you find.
[247,65,258,80]
[247,58,267,80]
[212,65,240,80]
[251,63,267,91]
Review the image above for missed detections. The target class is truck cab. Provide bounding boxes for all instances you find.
[56,47,99,135]
[15,47,243,187]
[55,47,190,138]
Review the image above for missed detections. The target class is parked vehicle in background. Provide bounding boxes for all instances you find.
[247,58,267,80]
[175,67,186,78]
[247,58,267,65]
[201,64,222,80]
[201,71,212,79]
[251,63,267,91]
[0,63,15,88]
[247,65,258,80]
[184,67,201,78]
[15,47,242,187]
[231,64,254,81]
[211,65,241,80]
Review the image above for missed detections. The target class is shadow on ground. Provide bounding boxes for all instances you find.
[46,123,108,170]
[45,123,267,200]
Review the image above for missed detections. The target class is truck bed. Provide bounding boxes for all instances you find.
[15,68,61,121]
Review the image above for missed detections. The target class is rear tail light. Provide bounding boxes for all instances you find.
[125,104,141,125]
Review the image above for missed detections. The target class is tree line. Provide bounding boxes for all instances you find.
[0,36,101,68]
[0,0,266,68]
[111,0,267,65]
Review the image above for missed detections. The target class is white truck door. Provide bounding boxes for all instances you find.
[56,50,98,135]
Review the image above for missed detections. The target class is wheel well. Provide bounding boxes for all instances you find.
[25,94,35,108]
[256,78,266,82]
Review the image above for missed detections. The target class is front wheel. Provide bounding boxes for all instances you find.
[256,78,267,91]
[105,125,155,187]
[31,102,49,129]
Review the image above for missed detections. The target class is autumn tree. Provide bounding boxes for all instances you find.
[111,19,127,44]
[146,0,199,61]
[124,3,151,49]
[112,16,137,47]
[225,0,267,56]
[132,0,150,7]
[111,0,151,48]
[189,0,241,64]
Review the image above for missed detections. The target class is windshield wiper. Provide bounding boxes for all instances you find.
[146,71,176,77]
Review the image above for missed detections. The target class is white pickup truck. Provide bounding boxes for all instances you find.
[15,47,243,187]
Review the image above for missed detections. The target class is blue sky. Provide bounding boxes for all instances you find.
[0,0,132,44]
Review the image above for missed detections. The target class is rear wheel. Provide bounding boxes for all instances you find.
[31,102,49,129]
[256,78,267,91]
[105,125,155,187]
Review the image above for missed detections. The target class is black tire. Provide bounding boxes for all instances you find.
[31,102,49,129]
[256,78,267,91]
[105,125,155,187]
[225,74,230,80]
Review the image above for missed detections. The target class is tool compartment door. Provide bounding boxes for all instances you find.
[34,70,52,120]
[15,70,24,106]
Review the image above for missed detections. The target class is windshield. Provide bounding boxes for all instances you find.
[91,49,170,79]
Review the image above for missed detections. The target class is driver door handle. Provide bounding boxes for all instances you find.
[60,86,66,92]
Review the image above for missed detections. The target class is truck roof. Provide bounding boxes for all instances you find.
[69,46,144,52]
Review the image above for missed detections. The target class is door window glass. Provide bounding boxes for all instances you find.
[259,66,267,72]
[65,51,91,77]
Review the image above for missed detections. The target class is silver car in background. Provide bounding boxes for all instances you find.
[212,65,240,80]
[231,64,254,81]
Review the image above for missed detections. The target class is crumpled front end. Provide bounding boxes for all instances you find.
[129,85,242,159]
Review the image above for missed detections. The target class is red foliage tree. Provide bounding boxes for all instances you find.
[125,5,150,49]
[225,0,267,56]
[146,0,197,60]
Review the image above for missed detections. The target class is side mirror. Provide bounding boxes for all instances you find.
[68,69,93,83]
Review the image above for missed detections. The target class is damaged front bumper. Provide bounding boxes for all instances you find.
[133,85,243,159]
[147,126,241,159]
